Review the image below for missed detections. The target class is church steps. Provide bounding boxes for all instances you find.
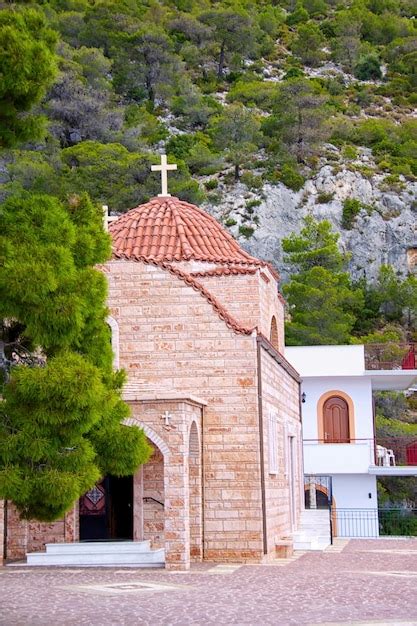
[24,541,165,567]
[44,540,152,554]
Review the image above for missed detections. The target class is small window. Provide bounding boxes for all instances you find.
[268,410,279,474]
[270,316,278,349]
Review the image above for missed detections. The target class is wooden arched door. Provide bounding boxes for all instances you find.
[323,396,350,443]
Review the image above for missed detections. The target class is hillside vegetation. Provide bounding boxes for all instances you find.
[0,0,416,212]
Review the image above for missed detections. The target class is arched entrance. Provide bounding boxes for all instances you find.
[323,396,350,443]
[79,475,133,541]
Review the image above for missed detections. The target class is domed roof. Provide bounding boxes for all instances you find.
[109,196,265,267]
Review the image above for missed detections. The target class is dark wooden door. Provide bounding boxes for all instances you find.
[323,396,350,443]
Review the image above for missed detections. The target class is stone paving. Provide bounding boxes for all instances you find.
[2,539,417,625]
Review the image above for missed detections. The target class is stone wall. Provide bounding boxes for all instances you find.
[259,347,302,558]
[4,502,78,561]
[143,442,165,549]
[106,259,301,563]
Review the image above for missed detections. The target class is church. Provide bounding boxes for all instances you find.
[1,158,303,570]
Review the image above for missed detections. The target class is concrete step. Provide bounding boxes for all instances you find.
[26,547,165,567]
[45,541,151,554]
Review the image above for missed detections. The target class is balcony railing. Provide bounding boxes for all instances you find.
[364,343,416,370]
[303,437,417,467]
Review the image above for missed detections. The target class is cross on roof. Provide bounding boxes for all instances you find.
[151,154,177,197]
[102,205,118,232]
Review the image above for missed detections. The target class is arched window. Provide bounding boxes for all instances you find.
[107,316,119,369]
[322,396,350,443]
[270,316,279,349]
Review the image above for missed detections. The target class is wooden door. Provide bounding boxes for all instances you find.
[323,396,350,443]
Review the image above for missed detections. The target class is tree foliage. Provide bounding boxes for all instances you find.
[0,7,58,147]
[282,217,363,345]
[0,192,150,521]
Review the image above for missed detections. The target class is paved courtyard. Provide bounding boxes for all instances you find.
[2,539,417,626]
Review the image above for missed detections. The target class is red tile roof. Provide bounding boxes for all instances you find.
[109,196,271,270]
[108,196,283,338]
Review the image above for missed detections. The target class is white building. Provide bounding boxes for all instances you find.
[286,344,417,541]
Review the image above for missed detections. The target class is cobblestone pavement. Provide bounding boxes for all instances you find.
[2,539,417,626]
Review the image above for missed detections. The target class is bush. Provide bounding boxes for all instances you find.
[240,172,264,190]
[227,80,275,110]
[342,144,358,160]
[354,55,382,81]
[238,225,255,238]
[279,164,305,191]
[224,217,237,227]
[316,192,334,204]
[245,199,262,210]
[204,178,218,190]
[342,198,362,229]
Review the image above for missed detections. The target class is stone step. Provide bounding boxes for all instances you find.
[44,541,151,554]
[26,548,165,567]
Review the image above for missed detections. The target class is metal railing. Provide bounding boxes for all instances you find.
[333,508,417,538]
[364,343,416,370]
[303,437,417,467]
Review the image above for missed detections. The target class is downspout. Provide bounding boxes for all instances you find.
[201,404,205,561]
[2,500,7,564]
[256,337,268,555]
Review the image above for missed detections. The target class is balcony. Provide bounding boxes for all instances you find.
[364,343,416,370]
[303,437,417,476]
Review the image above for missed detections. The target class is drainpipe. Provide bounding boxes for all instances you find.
[256,338,268,555]
[201,404,205,562]
[2,500,7,564]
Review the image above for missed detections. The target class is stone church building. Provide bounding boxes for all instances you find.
[1,182,303,570]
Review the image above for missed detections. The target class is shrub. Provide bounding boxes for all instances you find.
[354,55,382,81]
[224,217,237,227]
[204,178,218,190]
[342,144,358,160]
[245,199,262,210]
[239,225,255,238]
[227,80,275,110]
[279,164,305,191]
[342,198,362,229]
[240,172,264,190]
[316,192,334,204]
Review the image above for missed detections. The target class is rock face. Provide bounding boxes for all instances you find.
[206,161,417,283]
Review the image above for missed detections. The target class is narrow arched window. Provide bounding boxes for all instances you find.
[107,316,120,369]
[270,316,279,349]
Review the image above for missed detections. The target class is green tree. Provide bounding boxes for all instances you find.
[0,7,58,147]
[354,54,382,80]
[263,78,328,163]
[0,192,150,521]
[211,104,260,180]
[291,22,326,67]
[282,217,363,345]
[199,9,254,79]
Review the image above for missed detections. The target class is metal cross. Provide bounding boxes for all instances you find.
[102,205,118,232]
[162,411,172,427]
[151,154,177,197]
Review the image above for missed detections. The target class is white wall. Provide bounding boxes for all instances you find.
[301,377,374,441]
[331,474,377,509]
[286,345,364,377]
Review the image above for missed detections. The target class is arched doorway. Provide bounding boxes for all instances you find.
[188,421,202,561]
[79,475,133,541]
[323,396,350,443]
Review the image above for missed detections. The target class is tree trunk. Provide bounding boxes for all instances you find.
[217,41,225,79]
[234,163,240,181]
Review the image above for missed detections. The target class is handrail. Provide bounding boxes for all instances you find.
[143,496,164,507]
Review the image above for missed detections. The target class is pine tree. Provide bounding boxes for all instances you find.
[0,7,58,147]
[282,217,363,345]
[0,192,150,521]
